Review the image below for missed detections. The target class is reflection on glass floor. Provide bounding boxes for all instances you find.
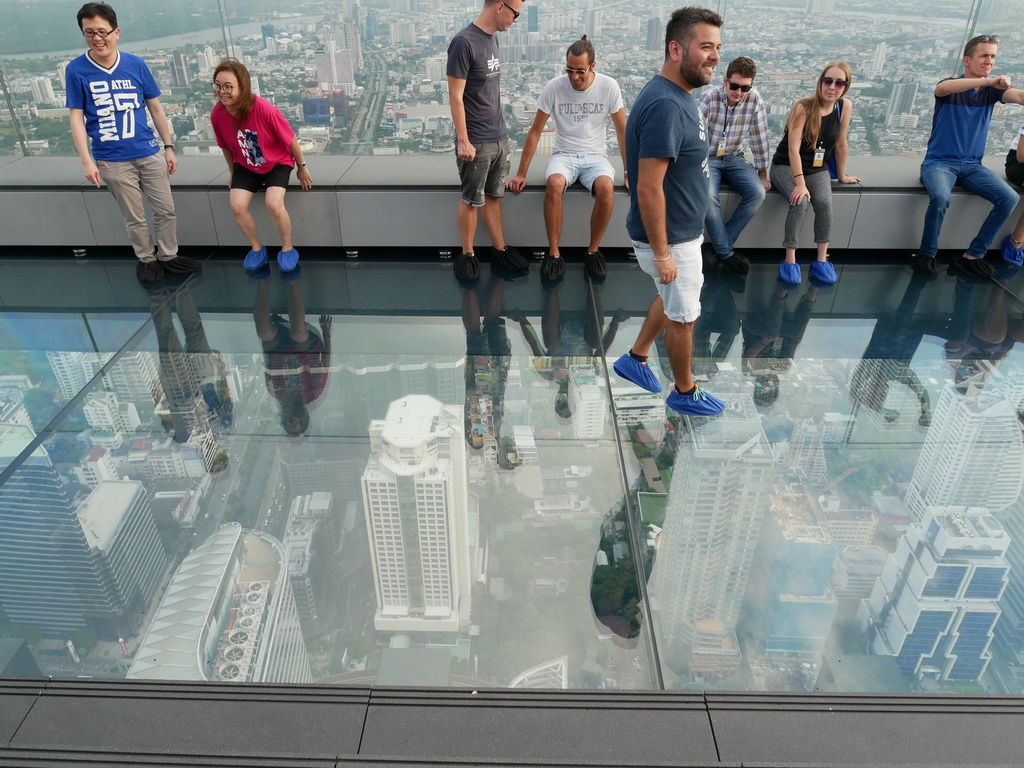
[2,254,1024,697]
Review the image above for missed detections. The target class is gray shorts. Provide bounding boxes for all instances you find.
[457,138,512,207]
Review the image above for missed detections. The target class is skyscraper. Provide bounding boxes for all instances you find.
[650,394,774,647]
[568,364,605,440]
[905,384,1024,521]
[646,19,661,51]
[886,78,919,120]
[527,5,539,32]
[362,395,471,633]
[0,427,164,638]
[169,51,190,90]
[864,507,1009,683]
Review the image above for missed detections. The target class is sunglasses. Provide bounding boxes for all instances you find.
[821,77,848,88]
[500,2,520,20]
[565,66,590,76]
[727,81,752,92]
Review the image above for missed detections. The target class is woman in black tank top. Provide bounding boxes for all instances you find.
[768,61,861,287]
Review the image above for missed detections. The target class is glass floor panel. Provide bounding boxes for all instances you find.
[2,254,1023,696]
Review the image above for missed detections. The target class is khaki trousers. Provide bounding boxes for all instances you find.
[97,152,178,262]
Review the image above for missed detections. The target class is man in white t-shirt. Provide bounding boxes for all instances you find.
[507,35,626,279]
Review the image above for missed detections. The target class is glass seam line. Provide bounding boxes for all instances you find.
[0,263,209,488]
[587,275,666,690]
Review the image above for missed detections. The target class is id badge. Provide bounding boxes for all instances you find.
[812,148,825,168]
[715,142,726,157]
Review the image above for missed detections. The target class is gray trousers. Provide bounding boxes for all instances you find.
[97,152,178,262]
[769,165,833,249]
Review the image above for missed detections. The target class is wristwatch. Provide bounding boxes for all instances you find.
[298,162,308,168]
[163,144,175,151]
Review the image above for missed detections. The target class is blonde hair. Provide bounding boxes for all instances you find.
[795,61,852,149]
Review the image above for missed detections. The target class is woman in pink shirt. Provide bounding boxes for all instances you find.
[211,59,313,272]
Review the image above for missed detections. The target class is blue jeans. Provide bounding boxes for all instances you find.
[705,155,766,257]
[919,160,1018,258]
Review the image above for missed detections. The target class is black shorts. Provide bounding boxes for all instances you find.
[231,162,293,192]
[1006,150,1024,187]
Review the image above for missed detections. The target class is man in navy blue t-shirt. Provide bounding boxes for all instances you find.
[66,3,199,282]
[914,34,1024,278]
[611,7,725,416]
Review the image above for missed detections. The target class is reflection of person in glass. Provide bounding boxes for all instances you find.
[511,274,626,418]
[945,269,1024,391]
[146,276,231,472]
[742,282,819,407]
[253,272,331,436]
[211,59,313,274]
[850,273,939,427]
[460,269,513,467]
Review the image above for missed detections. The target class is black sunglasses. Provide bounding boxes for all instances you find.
[727,81,752,92]
[821,77,847,88]
[501,2,520,20]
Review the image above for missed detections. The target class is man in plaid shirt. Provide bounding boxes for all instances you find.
[698,56,770,275]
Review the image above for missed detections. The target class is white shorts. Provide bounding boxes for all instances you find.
[632,237,704,323]
[545,153,614,193]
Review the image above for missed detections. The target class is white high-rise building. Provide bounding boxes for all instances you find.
[30,76,56,105]
[610,379,663,434]
[362,395,470,633]
[73,445,119,489]
[869,42,888,78]
[650,393,774,646]
[568,364,605,440]
[863,507,1009,682]
[905,384,1024,521]
[83,391,141,434]
[391,21,417,45]
[47,351,89,400]
[789,419,827,485]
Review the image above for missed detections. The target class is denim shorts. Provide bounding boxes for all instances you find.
[457,138,512,207]
[632,236,704,323]
[545,152,614,193]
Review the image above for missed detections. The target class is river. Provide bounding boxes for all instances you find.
[1,13,326,61]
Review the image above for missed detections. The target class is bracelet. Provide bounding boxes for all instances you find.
[793,173,803,178]
[653,254,671,262]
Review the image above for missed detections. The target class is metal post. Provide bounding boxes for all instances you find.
[0,61,29,157]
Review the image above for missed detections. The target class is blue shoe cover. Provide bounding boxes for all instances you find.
[778,261,802,285]
[613,353,662,393]
[666,385,726,416]
[277,248,300,272]
[809,260,837,285]
[1002,235,1024,267]
[243,245,268,270]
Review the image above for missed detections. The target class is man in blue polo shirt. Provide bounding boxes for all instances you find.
[66,2,199,282]
[611,7,725,416]
[913,34,1024,278]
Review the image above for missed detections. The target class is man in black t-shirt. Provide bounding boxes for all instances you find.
[447,0,526,281]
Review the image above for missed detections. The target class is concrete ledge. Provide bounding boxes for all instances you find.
[1,155,1021,250]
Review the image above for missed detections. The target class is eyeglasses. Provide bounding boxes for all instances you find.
[727,81,752,92]
[212,83,235,93]
[565,67,590,76]
[500,2,521,20]
[821,77,847,88]
[82,29,116,39]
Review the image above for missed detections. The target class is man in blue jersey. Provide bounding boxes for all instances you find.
[611,7,725,416]
[66,3,199,282]
[913,34,1024,278]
